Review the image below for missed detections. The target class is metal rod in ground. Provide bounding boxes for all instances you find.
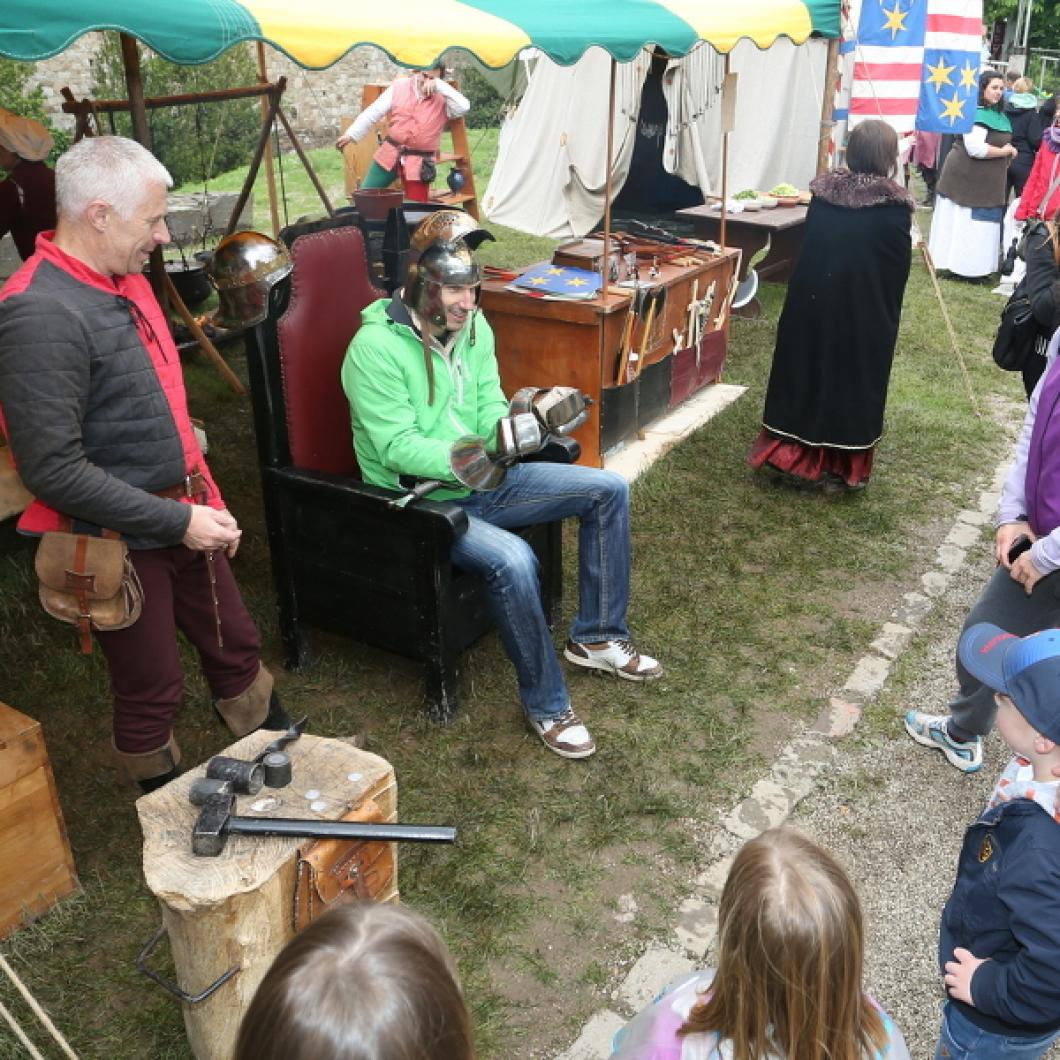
[918,240,981,418]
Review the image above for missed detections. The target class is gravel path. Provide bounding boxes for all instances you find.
[795,533,1060,1058]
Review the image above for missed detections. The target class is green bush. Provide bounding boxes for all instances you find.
[0,58,71,164]
[90,34,260,189]
[459,66,506,129]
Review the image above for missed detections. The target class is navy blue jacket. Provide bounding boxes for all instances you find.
[940,798,1060,1037]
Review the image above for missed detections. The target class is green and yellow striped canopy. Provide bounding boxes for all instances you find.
[0,0,839,71]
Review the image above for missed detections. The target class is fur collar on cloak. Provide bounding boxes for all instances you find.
[809,168,915,211]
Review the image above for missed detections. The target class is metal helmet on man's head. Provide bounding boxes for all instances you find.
[206,231,293,330]
[404,209,494,324]
[402,211,494,405]
[405,239,483,329]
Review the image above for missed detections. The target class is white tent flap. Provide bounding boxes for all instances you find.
[484,38,827,238]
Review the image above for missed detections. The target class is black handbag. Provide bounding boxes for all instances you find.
[992,282,1048,372]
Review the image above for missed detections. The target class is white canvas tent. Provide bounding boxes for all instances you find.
[482,38,829,239]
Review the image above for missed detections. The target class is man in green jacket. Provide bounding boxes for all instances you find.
[342,227,661,759]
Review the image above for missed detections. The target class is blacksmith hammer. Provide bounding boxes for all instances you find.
[194,715,309,802]
[192,793,457,857]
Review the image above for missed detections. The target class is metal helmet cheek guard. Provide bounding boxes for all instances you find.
[404,239,482,328]
[206,231,293,330]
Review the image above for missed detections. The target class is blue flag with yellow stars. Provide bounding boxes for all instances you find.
[849,0,982,134]
[511,263,603,299]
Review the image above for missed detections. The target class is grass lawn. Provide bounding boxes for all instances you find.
[0,149,1028,1058]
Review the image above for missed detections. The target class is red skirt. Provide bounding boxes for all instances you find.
[748,429,874,488]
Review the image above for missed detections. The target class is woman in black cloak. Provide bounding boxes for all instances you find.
[748,120,914,490]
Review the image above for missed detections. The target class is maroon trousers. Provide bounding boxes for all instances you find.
[95,546,261,753]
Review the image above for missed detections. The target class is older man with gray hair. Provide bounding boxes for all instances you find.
[0,135,289,791]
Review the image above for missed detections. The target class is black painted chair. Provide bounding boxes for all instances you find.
[243,214,572,722]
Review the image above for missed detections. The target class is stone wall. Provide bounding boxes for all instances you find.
[23,34,406,149]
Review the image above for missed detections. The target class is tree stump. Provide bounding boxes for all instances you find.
[136,732,397,1060]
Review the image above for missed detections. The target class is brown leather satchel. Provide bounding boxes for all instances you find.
[293,798,396,930]
[35,531,144,654]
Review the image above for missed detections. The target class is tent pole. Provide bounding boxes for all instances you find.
[601,58,617,303]
[117,32,243,393]
[119,33,168,312]
[816,37,840,175]
[120,34,151,149]
[720,53,729,250]
[257,43,282,237]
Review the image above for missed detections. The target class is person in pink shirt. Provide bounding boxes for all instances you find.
[336,63,470,202]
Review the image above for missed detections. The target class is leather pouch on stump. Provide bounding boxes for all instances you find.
[293,798,396,930]
[35,530,144,654]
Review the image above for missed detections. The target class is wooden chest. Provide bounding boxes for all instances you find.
[481,250,738,467]
[0,702,79,940]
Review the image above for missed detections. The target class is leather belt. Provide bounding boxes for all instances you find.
[153,470,208,503]
[384,136,434,157]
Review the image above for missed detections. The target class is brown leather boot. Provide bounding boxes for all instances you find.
[214,664,284,737]
[113,734,182,793]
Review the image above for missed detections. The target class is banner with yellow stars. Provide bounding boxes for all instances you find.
[847,0,982,134]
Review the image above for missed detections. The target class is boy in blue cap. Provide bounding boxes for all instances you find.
[934,623,1060,1059]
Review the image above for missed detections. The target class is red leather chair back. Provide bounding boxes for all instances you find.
[276,225,384,476]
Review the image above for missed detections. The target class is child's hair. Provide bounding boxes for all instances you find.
[234,901,474,1060]
[679,827,887,1060]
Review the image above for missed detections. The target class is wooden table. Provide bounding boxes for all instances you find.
[676,203,808,283]
[481,251,738,467]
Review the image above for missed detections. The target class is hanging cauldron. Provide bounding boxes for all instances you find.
[146,259,213,309]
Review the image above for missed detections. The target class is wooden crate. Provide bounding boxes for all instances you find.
[0,702,79,939]
[137,732,398,1060]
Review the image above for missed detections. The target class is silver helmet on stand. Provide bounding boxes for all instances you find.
[206,231,293,330]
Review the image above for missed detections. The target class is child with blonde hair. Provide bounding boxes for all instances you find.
[610,827,909,1060]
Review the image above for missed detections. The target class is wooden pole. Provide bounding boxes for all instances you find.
[817,37,840,175]
[275,105,334,217]
[161,273,246,396]
[918,241,981,417]
[256,43,282,237]
[225,81,285,237]
[720,53,730,251]
[118,34,169,313]
[119,34,150,147]
[61,82,278,115]
[601,59,617,304]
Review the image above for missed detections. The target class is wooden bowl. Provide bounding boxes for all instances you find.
[775,195,799,208]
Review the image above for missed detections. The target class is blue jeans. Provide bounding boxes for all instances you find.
[450,462,631,721]
[934,1002,1060,1059]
